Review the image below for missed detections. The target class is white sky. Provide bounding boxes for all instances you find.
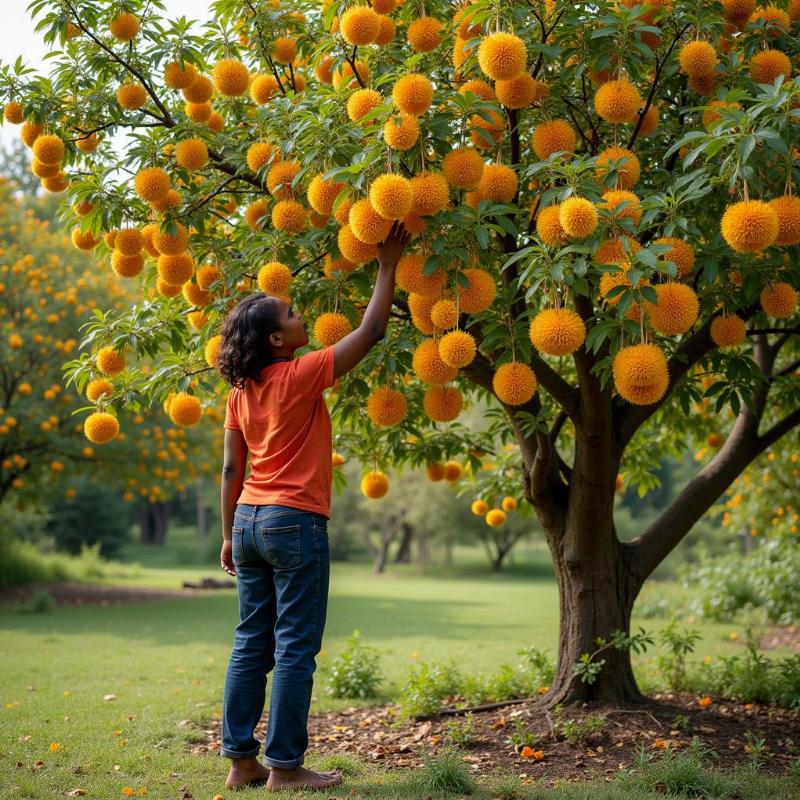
[0,0,210,151]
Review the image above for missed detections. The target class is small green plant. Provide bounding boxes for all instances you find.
[616,739,739,797]
[317,753,365,776]
[558,713,607,746]
[573,627,654,685]
[398,660,462,719]
[516,645,555,690]
[672,713,694,735]
[657,618,701,691]
[325,630,383,699]
[443,712,480,748]
[491,772,526,800]
[743,731,771,772]
[14,588,54,614]
[414,746,475,795]
[507,716,540,749]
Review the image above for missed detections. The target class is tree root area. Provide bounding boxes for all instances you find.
[196,693,799,781]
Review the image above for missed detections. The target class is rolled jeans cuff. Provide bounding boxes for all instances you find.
[220,745,261,759]
[263,754,305,769]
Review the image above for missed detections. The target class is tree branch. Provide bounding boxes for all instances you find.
[627,22,691,150]
[65,0,174,125]
[615,300,761,451]
[627,328,790,585]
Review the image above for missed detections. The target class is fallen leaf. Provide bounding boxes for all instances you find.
[103,694,117,702]
[65,790,86,797]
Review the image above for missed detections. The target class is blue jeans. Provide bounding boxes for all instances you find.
[221,503,330,768]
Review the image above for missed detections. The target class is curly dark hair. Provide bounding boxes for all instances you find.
[217,293,283,388]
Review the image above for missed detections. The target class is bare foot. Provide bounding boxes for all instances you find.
[225,757,270,789]
[266,765,343,792]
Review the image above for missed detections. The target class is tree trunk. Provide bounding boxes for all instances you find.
[373,543,389,574]
[545,538,644,705]
[394,523,413,563]
[139,501,171,545]
[152,501,169,545]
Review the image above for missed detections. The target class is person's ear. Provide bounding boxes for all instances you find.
[269,330,283,348]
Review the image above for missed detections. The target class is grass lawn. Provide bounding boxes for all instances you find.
[1,552,796,799]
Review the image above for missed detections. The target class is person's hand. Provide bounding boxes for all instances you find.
[220,540,236,577]
[377,220,411,269]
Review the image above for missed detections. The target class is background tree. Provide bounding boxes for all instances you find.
[3,0,799,707]
[0,176,221,545]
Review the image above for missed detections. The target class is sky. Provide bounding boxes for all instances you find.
[0,0,210,151]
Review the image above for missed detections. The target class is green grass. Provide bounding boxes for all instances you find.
[1,555,796,799]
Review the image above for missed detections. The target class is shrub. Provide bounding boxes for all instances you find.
[398,659,462,718]
[14,589,55,614]
[680,538,800,624]
[690,630,800,708]
[325,630,383,699]
[45,478,132,558]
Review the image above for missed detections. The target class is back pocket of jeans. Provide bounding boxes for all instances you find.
[258,524,301,569]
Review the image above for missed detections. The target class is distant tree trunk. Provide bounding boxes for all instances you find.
[195,477,207,540]
[363,515,403,574]
[394,523,413,563]
[444,534,453,569]
[138,501,170,545]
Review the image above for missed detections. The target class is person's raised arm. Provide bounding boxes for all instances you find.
[333,220,410,380]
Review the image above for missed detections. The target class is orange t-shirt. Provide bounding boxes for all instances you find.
[224,346,336,517]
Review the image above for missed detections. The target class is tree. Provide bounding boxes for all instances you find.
[0,176,220,543]
[3,0,799,706]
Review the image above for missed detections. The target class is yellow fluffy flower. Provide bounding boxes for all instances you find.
[84,412,120,443]
[529,308,586,356]
[710,314,746,348]
[442,147,484,190]
[720,200,778,253]
[594,79,642,124]
[413,338,458,384]
[369,174,413,220]
[492,362,537,405]
[438,330,476,368]
[392,74,434,116]
[612,343,669,405]
[367,387,408,426]
[645,282,700,336]
[531,119,576,160]
[760,282,798,318]
[169,393,202,426]
[423,386,463,422]
[559,197,598,238]
[477,32,527,80]
[314,312,353,345]
[361,471,389,498]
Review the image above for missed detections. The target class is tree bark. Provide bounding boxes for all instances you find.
[546,534,644,705]
[138,501,170,545]
[394,522,413,563]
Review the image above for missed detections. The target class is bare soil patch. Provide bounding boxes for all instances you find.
[196,693,800,782]
[0,581,216,608]
[761,625,800,652]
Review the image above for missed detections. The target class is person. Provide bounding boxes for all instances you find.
[216,221,410,792]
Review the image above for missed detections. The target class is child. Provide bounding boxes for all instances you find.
[216,221,410,792]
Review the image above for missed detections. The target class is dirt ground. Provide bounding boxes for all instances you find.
[196,692,800,782]
[0,581,218,607]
